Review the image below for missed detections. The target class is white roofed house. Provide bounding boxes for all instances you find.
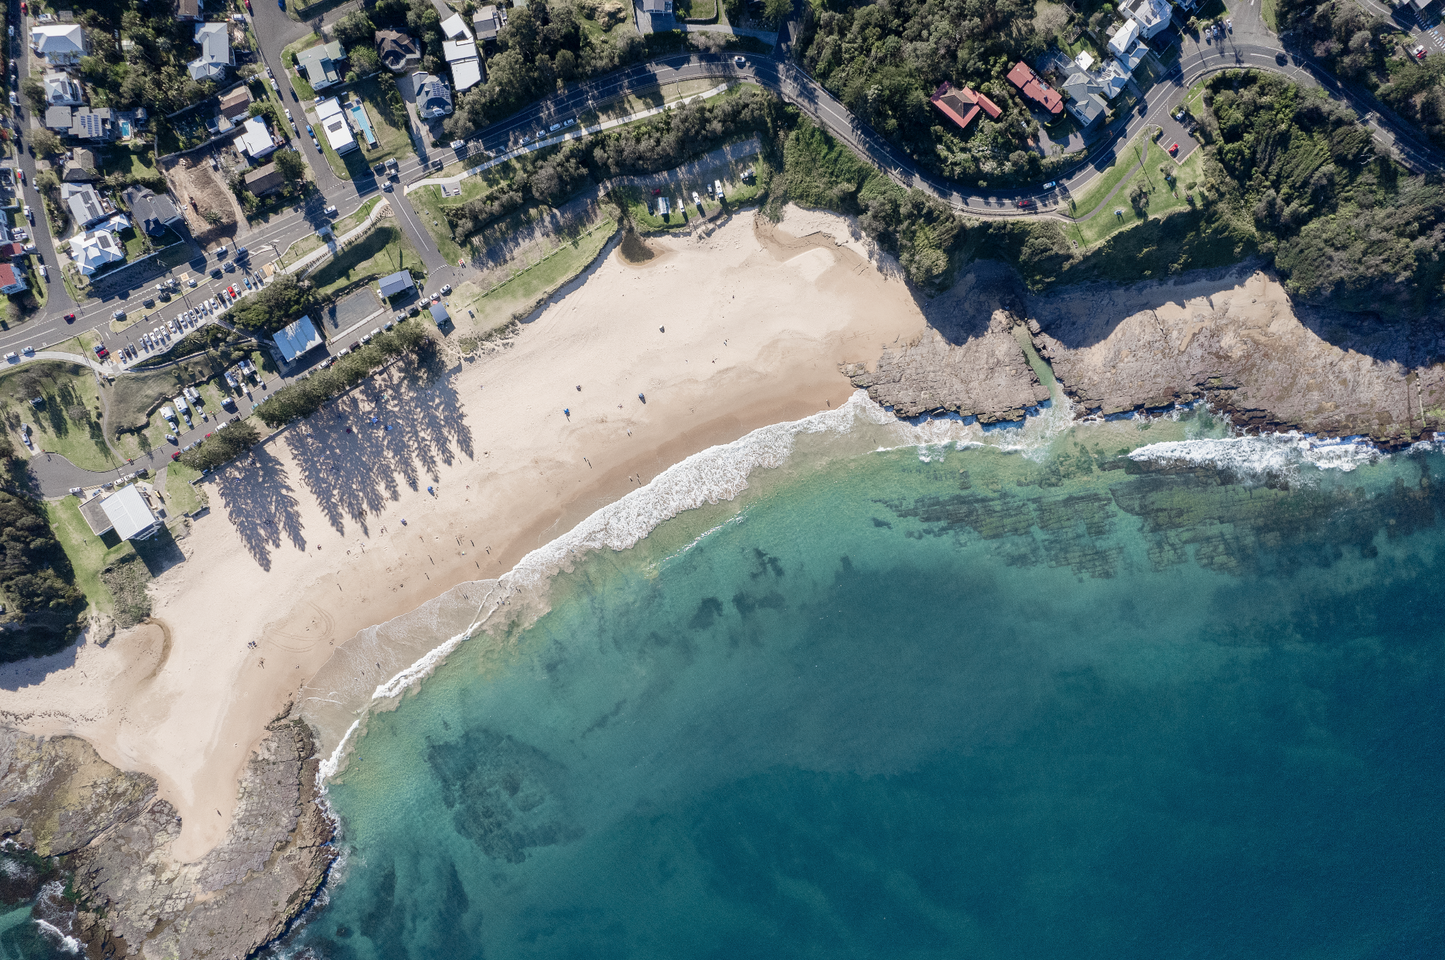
[378,269,414,298]
[42,72,84,107]
[1121,0,1173,40]
[1107,19,1140,60]
[236,115,280,161]
[72,229,125,275]
[273,316,324,364]
[189,22,233,83]
[443,39,483,92]
[31,24,86,66]
[100,485,162,541]
[440,13,472,41]
[315,98,358,154]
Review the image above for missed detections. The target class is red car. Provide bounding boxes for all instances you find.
[1017,198,1033,208]
[171,452,182,461]
[19,2,26,14]
[244,0,253,10]
[93,343,109,359]
[16,169,24,184]
[64,313,75,323]
[1169,142,1180,156]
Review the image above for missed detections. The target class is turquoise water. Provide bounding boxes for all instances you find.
[273,418,1444,959]
[348,102,378,149]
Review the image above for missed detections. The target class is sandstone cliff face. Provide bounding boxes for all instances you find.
[0,720,333,959]
[853,263,1445,446]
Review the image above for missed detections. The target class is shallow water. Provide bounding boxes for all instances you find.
[272,413,1444,958]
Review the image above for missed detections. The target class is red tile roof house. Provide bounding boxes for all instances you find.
[1006,62,1064,115]
[929,82,1002,131]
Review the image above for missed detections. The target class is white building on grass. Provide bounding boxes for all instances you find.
[315,98,358,155]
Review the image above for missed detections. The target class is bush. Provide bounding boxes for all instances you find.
[221,274,315,334]
[0,490,86,661]
[179,420,261,472]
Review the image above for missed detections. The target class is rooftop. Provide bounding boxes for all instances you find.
[315,97,357,154]
[1006,62,1063,115]
[101,485,161,541]
[273,315,324,364]
[379,269,414,297]
[929,82,1002,132]
[236,115,278,160]
[296,40,345,91]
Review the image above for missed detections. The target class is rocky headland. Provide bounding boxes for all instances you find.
[851,261,1445,447]
[0,719,332,959]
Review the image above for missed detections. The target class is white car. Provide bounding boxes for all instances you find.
[37,264,47,281]
[22,345,33,355]
[549,122,562,132]
[692,191,701,206]
[4,352,16,362]
[284,108,293,121]
[734,56,746,66]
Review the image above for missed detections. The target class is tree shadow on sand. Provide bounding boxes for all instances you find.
[282,361,475,537]
[211,446,307,571]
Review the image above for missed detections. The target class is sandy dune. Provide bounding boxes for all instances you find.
[0,208,926,862]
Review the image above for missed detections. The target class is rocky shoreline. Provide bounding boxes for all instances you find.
[0,718,332,960]
[850,261,1445,448]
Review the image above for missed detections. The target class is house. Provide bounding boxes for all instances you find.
[219,86,253,121]
[1063,72,1109,127]
[440,13,472,41]
[273,315,323,364]
[70,106,115,141]
[1006,62,1063,115]
[429,302,449,326]
[244,162,285,196]
[315,98,357,154]
[236,115,280,161]
[375,29,421,73]
[31,25,85,66]
[63,148,99,182]
[1121,0,1173,40]
[642,0,673,11]
[189,22,232,83]
[0,242,26,259]
[1098,63,1130,100]
[473,4,506,40]
[296,41,345,92]
[99,485,161,541]
[175,0,201,20]
[0,263,27,295]
[1107,19,1140,60]
[42,72,84,106]
[1114,41,1147,74]
[122,186,184,238]
[929,82,1002,133]
[72,229,125,275]
[443,38,483,91]
[378,269,414,298]
[413,72,453,119]
[61,183,113,228]
[44,105,73,132]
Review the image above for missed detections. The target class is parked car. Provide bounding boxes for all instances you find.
[563,118,575,127]
[37,264,47,281]
[1042,181,1058,189]
[382,181,393,191]
[284,108,293,121]
[93,343,109,359]
[440,283,452,296]
[112,309,126,320]
[1017,198,1033,208]
[22,345,33,356]
[734,56,746,66]
[235,247,249,260]
[4,352,17,363]
[216,245,228,257]
[451,139,466,149]
[1169,142,1180,156]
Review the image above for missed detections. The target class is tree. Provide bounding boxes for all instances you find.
[332,11,378,49]
[21,76,46,114]
[349,46,383,77]
[30,128,63,157]
[273,148,307,185]
[180,420,261,471]
[222,273,314,333]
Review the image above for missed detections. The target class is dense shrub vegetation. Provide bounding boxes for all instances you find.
[797,0,1075,185]
[0,485,86,662]
[74,0,216,114]
[221,275,316,335]
[253,323,432,427]
[180,420,261,472]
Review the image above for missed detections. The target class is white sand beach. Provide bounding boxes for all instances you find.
[0,208,929,863]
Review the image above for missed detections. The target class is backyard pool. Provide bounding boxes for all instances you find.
[348,100,379,150]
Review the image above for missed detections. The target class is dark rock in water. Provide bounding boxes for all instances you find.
[0,719,334,959]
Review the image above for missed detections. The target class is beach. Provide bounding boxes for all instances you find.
[0,208,927,863]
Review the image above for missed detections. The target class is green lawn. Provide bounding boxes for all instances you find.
[310,224,424,299]
[102,142,157,180]
[406,183,477,264]
[280,196,381,265]
[164,462,206,515]
[350,77,417,163]
[1261,0,1278,31]
[119,227,146,260]
[1070,142,1209,248]
[1065,135,1152,220]
[45,498,132,615]
[0,361,118,472]
[450,217,617,333]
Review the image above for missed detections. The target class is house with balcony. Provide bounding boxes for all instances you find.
[31,24,85,66]
[43,72,84,107]
[188,21,232,83]
[296,41,346,92]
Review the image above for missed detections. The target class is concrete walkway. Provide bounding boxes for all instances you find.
[406,84,732,195]
[3,350,110,376]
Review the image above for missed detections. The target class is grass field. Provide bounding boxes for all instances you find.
[450,216,617,333]
[0,361,118,472]
[164,462,206,515]
[281,196,381,265]
[406,182,484,265]
[1068,142,1209,248]
[1065,135,1154,221]
[351,77,416,163]
[311,224,425,299]
[45,498,132,614]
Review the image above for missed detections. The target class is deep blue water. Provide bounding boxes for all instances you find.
[275,430,1445,958]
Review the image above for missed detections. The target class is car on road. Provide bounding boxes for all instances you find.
[64,313,75,323]
[172,451,182,460]
[1415,44,1428,61]
[4,352,17,363]
[22,346,33,356]
[112,309,125,320]
[323,205,337,218]
[1042,181,1057,190]
[734,56,746,67]
[382,181,393,191]
[216,245,228,257]
[24,207,32,224]
[564,118,575,127]
[224,260,236,272]
[451,139,466,149]
[1017,198,1033,208]
[70,487,84,497]
[211,267,223,278]
[284,108,293,121]
[143,297,155,307]
[1168,142,1180,155]
[236,247,249,259]
[312,137,320,149]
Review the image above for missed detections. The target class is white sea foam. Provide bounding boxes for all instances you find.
[1128,432,1381,479]
[34,919,82,954]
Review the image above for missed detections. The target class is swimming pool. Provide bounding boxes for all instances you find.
[348,100,378,150]
[119,119,132,139]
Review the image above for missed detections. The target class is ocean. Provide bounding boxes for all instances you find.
[253,396,1445,960]
[14,397,1445,958]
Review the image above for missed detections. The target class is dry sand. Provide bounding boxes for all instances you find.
[0,208,927,863]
